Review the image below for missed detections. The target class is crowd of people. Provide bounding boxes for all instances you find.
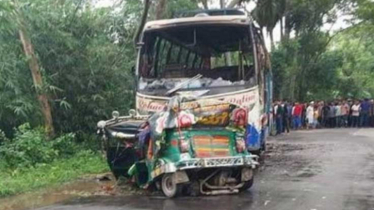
[271,99,374,135]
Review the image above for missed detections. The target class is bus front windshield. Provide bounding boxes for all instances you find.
[138,24,256,96]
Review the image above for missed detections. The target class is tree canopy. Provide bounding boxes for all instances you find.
[261,0,374,101]
[0,0,373,137]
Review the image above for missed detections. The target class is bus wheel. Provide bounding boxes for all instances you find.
[161,173,182,198]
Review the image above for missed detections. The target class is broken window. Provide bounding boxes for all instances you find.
[138,24,257,96]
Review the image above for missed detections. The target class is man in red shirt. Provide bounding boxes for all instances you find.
[292,102,302,129]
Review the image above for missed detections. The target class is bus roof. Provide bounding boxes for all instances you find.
[144,15,251,31]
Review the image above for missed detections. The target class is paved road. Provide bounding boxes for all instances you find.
[33,129,374,210]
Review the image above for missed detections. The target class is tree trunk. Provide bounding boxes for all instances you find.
[220,0,225,8]
[155,0,167,20]
[134,0,151,45]
[200,0,208,9]
[18,26,55,137]
[227,0,241,8]
[285,15,291,40]
[280,17,284,41]
[269,29,275,51]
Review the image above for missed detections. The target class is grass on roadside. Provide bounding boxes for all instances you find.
[0,150,109,197]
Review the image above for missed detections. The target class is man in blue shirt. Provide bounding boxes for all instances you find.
[360,98,370,127]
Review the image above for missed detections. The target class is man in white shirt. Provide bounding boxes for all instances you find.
[306,101,315,129]
[351,100,361,128]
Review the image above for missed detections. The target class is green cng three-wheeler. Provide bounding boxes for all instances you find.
[97,96,258,197]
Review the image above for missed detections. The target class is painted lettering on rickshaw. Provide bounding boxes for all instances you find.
[193,104,230,113]
[197,112,229,125]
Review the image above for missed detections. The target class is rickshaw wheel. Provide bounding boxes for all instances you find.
[239,178,254,192]
[161,173,182,198]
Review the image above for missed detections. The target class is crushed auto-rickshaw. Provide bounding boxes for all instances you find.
[97,9,272,197]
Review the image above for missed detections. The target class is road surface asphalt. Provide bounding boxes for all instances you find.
[6,128,374,210]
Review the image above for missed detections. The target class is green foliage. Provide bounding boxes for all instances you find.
[75,131,102,151]
[330,27,374,98]
[272,21,374,102]
[354,0,374,23]
[0,150,108,197]
[252,0,282,30]
[166,0,199,18]
[287,0,339,33]
[0,0,202,137]
[52,133,79,157]
[0,130,9,143]
[0,124,78,168]
[0,0,137,136]
[271,31,344,101]
[264,0,374,102]
[0,124,108,197]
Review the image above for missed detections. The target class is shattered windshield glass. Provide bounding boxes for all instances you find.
[138,24,257,96]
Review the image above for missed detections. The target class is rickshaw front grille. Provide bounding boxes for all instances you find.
[193,135,230,158]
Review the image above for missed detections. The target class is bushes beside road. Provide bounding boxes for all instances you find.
[0,124,108,197]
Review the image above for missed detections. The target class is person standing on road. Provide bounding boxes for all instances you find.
[302,103,307,129]
[273,102,278,135]
[322,102,330,127]
[269,102,275,135]
[328,102,336,128]
[360,98,370,127]
[292,102,302,129]
[351,100,361,128]
[306,101,315,129]
[335,102,342,128]
[282,101,291,134]
[317,101,323,128]
[341,100,350,127]
[287,102,293,129]
[275,101,284,134]
[314,104,320,128]
[348,99,353,127]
